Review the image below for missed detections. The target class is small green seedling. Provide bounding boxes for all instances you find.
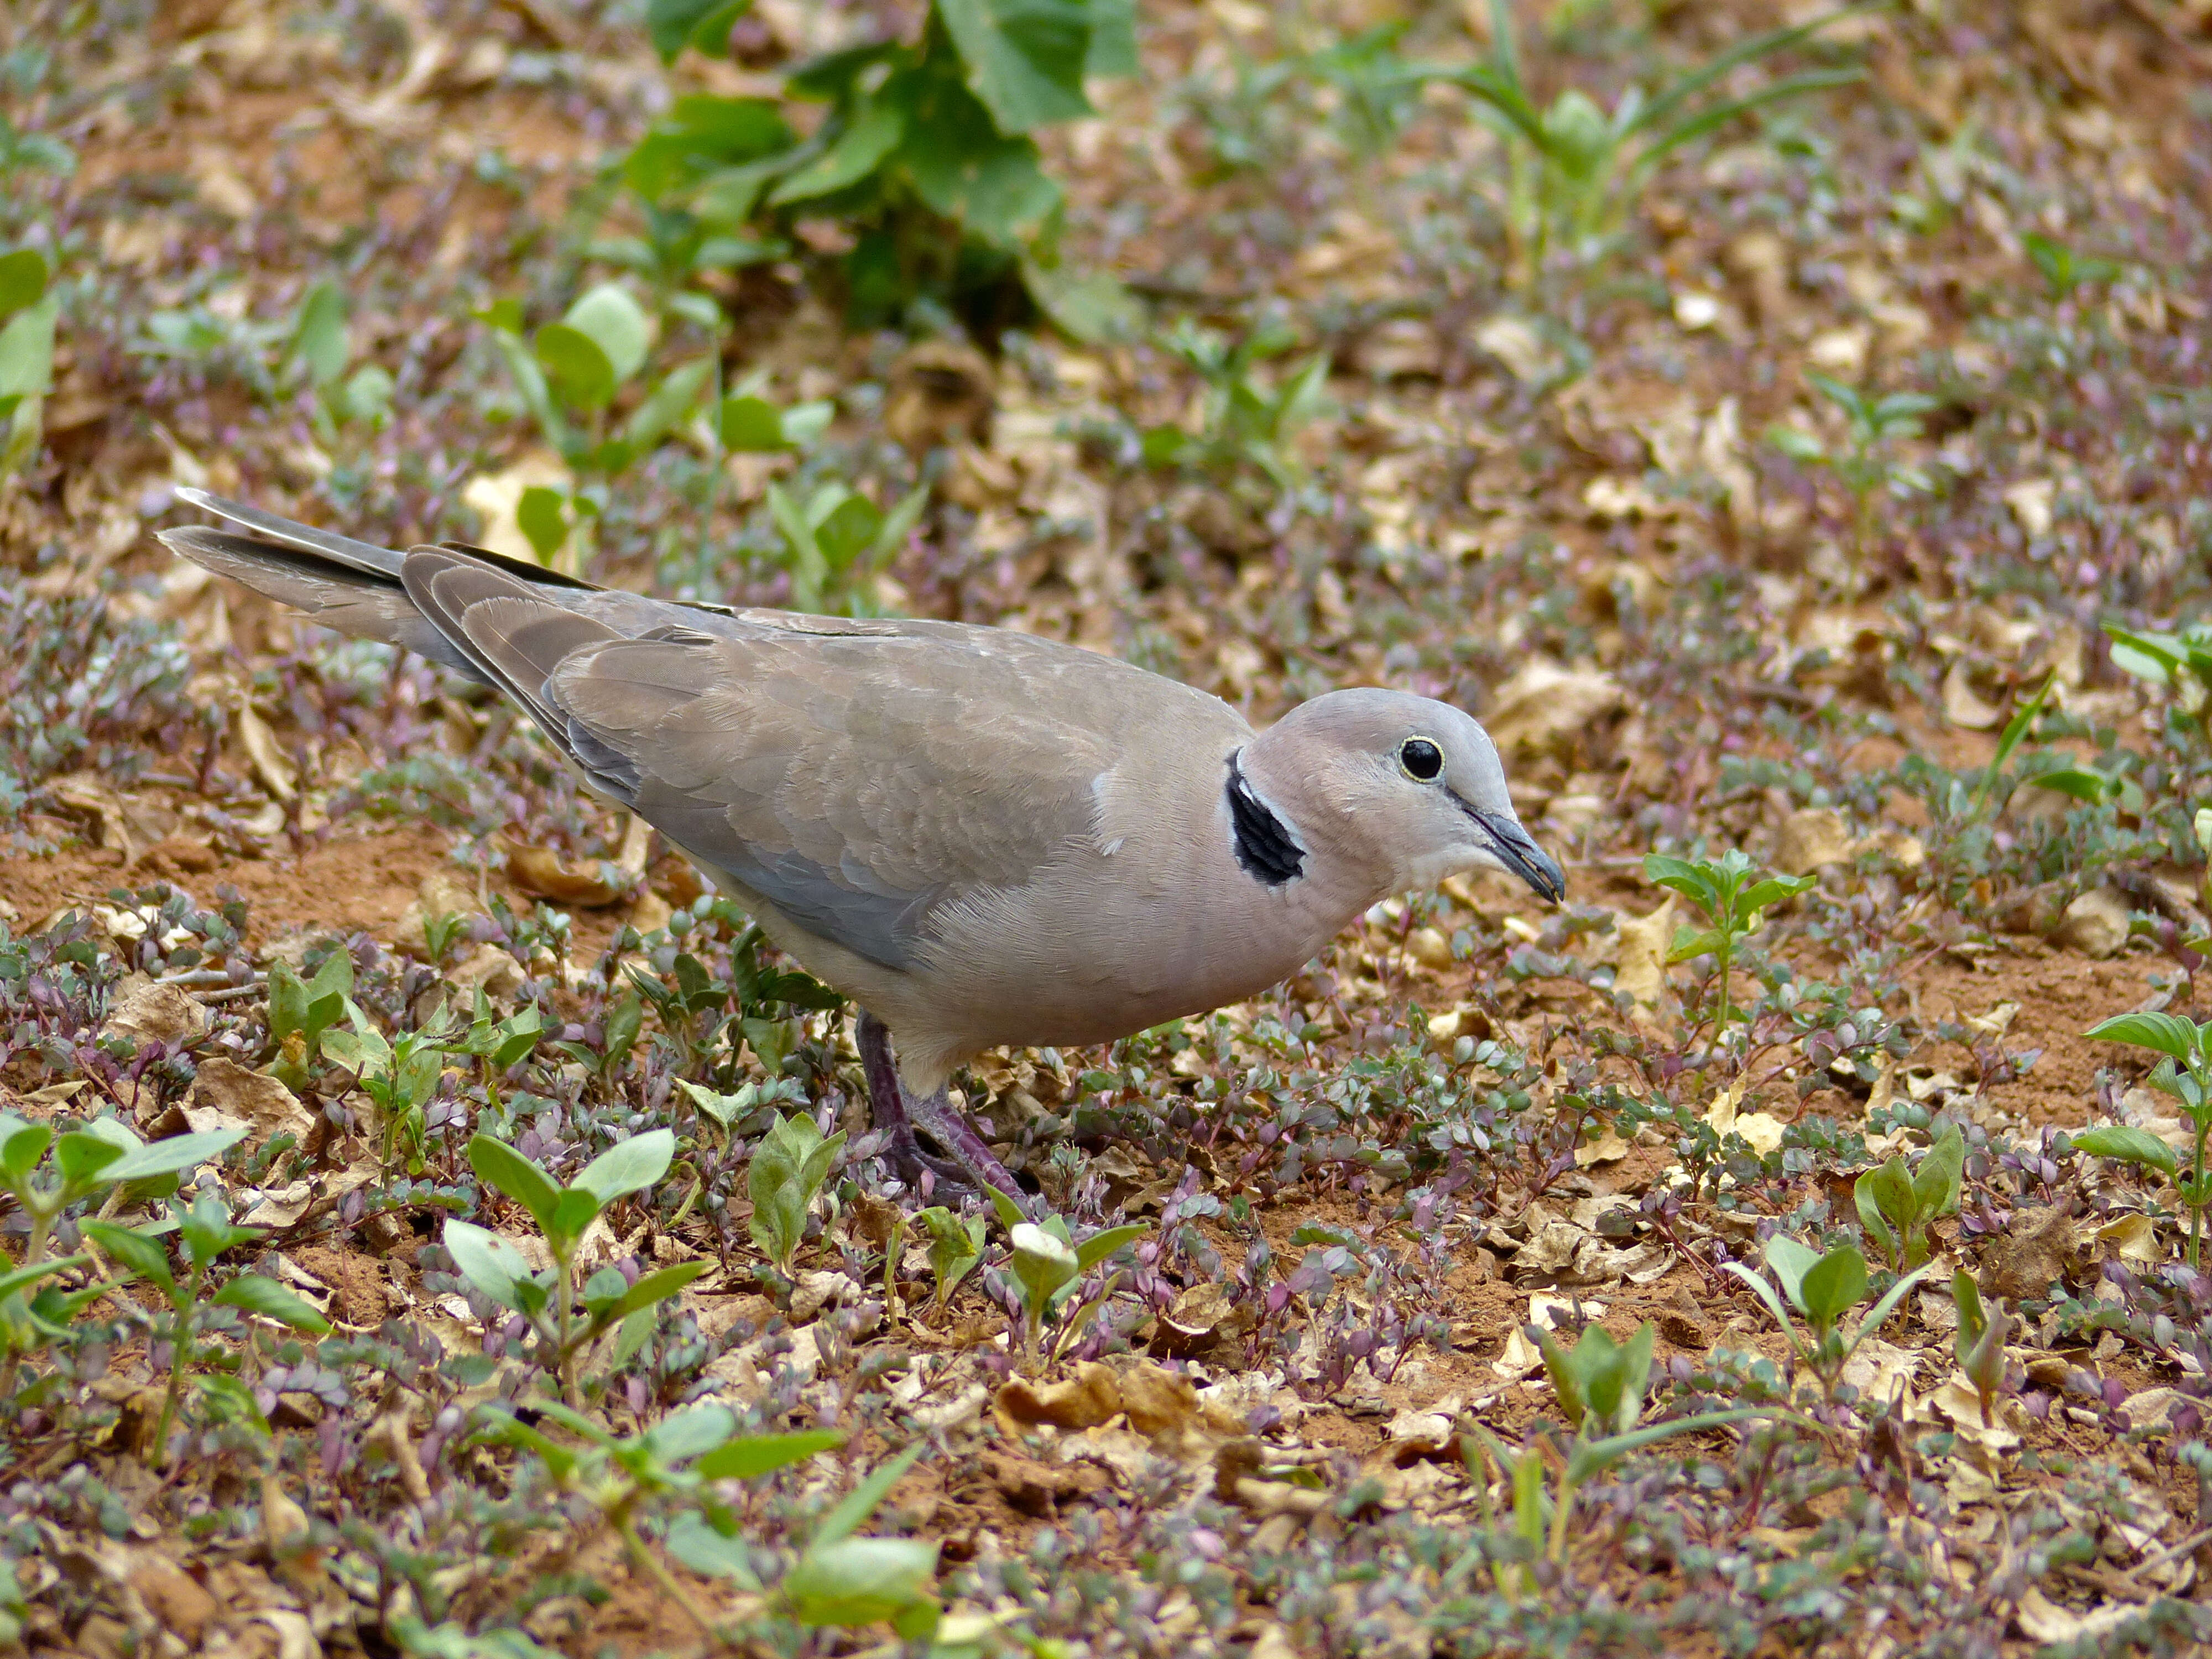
[459,990,544,1119]
[748,1110,847,1272]
[913,1205,987,1316]
[765,479,928,616]
[1854,1121,1965,1272]
[1766,372,1937,557]
[779,1441,941,1639]
[0,1111,243,1267]
[1644,848,1817,1042]
[285,279,394,439]
[1952,1267,2009,1425]
[476,1396,844,1646]
[2082,1010,2212,1266]
[265,947,354,1092]
[445,1130,698,1403]
[1467,1319,1771,1587]
[987,1186,1145,1369]
[1439,0,1863,284]
[85,1190,331,1466]
[2023,231,2122,301]
[321,999,453,1176]
[2105,622,2212,749]
[1143,319,1331,497]
[1728,1237,1935,1403]
[0,246,58,477]
[481,283,717,566]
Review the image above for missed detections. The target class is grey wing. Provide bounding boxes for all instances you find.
[400,547,1166,972]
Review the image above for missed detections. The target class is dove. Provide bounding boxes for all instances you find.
[160,491,1563,1204]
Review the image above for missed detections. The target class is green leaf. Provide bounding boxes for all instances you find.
[100,1129,244,1186]
[1009,1222,1080,1310]
[81,1220,175,1290]
[0,1253,85,1304]
[623,358,715,455]
[1762,1234,1821,1315]
[1854,1170,1900,1260]
[665,1512,762,1587]
[0,1113,51,1180]
[467,1135,563,1234]
[1911,1125,1966,1221]
[534,324,617,413]
[0,248,49,320]
[695,1426,847,1480]
[549,1188,600,1250]
[786,1536,940,1628]
[212,1273,333,1333]
[290,279,350,389]
[561,283,651,382]
[769,96,906,205]
[1665,925,1727,964]
[718,394,791,451]
[2086,1011,2206,1066]
[645,0,751,61]
[1084,0,1137,76]
[1072,1223,1146,1274]
[1798,1244,1868,1328]
[2070,1125,2179,1176]
[984,1184,1028,1232]
[516,487,568,564]
[936,0,1095,133]
[609,1259,708,1320]
[646,1402,737,1463]
[0,294,58,402]
[53,1129,126,1188]
[442,1219,533,1313]
[1019,252,1140,343]
[573,1128,674,1207]
[813,1441,925,1545]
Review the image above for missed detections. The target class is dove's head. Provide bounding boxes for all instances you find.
[1241,687,1565,905]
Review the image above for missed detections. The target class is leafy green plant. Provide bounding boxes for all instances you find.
[1853,1121,1965,1272]
[0,246,57,477]
[444,1130,698,1402]
[84,1190,331,1465]
[2023,231,2121,301]
[623,0,1137,333]
[660,1432,942,1638]
[264,947,354,1092]
[0,1111,242,1269]
[1643,849,1817,1043]
[458,989,543,1120]
[480,284,717,566]
[2105,621,2212,748]
[1765,373,1937,557]
[1952,1267,2009,1423]
[766,478,930,615]
[1440,1,1863,284]
[475,1395,844,1646]
[1727,1237,1934,1403]
[1466,1319,1771,1586]
[748,1110,847,1272]
[2082,1011,2212,1266]
[285,279,393,440]
[987,1185,1144,1368]
[321,999,453,1176]
[914,1204,987,1316]
[1142,319,1330,498]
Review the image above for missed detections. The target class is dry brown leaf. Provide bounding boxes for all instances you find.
[102,976,209,1050]
[191,1057,315,1149]
[1773,807,1851,875]
[236,702,298,801]
[1613,894,1677,1010]
[1940,660,2005,730]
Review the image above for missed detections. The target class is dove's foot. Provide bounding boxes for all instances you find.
[857,1011,1029,1211]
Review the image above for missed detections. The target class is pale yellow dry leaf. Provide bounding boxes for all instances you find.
[1773,807,1850,875]
[1614,894,1677,1009]
[1940,660,2004,729]
[2096,1212,2164,1264]
[234,703,296,802]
